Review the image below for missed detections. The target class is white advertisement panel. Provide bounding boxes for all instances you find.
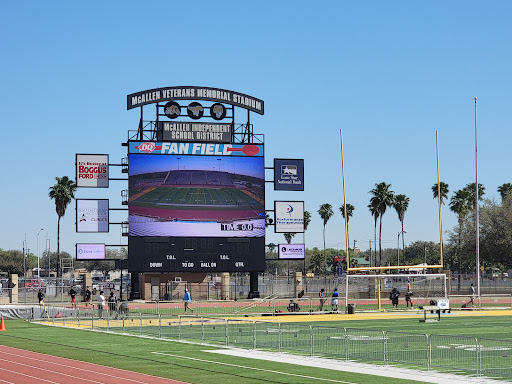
[76,154,109,188]
[76,199,109,233]
[76,243,105,260]
[278,244,305,259]
[275,201,304,233]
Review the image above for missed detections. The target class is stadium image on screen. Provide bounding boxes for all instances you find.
[128,154,265,237]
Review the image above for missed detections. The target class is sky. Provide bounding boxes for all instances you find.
[2,1,512,259]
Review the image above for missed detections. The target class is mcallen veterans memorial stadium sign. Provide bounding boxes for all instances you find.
[127,86,264,115]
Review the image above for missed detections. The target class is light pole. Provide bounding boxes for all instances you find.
[176,157,181,171]
[37,228,43,279]
[217,158,221,172]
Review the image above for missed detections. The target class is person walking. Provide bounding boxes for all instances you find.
[468,283,476,307]
[84,288,91,307]
[37,289,45,305]
[183,289,194,312]
[319,288,326,311]
[69,287,77,308]
[97,291,106,318]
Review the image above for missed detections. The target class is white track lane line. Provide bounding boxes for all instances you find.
[151,352,358,384]
[0,367,62,384]
[0,349,180,384]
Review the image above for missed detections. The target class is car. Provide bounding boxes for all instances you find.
[24,279,46,288]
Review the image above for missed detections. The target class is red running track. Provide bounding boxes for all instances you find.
[0,345,189,384]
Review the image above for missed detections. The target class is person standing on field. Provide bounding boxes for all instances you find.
[319,288,326,311]
[183,289,194,312]
[331,288,339,311]
[97,291,106,318]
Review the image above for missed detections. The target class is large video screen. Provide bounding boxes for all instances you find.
[128,152,265,238]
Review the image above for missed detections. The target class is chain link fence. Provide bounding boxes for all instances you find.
[40,314,512,380]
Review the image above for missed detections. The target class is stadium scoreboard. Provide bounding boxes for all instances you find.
[127,140,266,273]
[128,237,265,272]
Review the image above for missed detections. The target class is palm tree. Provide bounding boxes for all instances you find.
[464,182,485,211]
[303,211,311,232]
[48,176,77,277]
[303,211,311,274]
[498,183,512,203]
[318,203,334,273]
[284,233,295,244]
[339,203,354,252]
[368,201,380,267]
[432,182,449,205]
[393,194,410,264]
[449,188,471,291]
[369,182,395,267]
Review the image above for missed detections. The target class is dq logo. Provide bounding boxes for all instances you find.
[164,101,181,119]
[134,142,162,153]
[187,102,204,119]
[211,103,226,120]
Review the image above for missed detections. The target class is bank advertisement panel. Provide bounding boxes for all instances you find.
[128,142,265,238]
[278,244,305,259]
[76,243,105,260]
[275,201,304,233]
[76,154,109,188]
[274,158,304,191]
[76,199,109,233]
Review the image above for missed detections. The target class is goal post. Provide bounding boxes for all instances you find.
[344,273,448,311]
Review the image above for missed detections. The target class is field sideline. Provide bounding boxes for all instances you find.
[1,310,511,383]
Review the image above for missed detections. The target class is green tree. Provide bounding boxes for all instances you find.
[308,252,325,274]
[432,181,449,205]
[0,249,36,275]
[464,182,485,211]
[318,203,334,273]
[369,182,395,267]
[498,183,512,203]
[48,176,77,277]
[449,188,472,289]
[284,233,295,244]
[339,203,354,250]
[393,194,410,264]
[303,211,311,232]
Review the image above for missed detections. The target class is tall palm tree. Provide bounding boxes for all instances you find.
[464,182,485,211]
[368,201,380,267]
[498,183,512,203]
[393,194,410,264]
[432,182,449,205]
[303,211,311,232]
[369,182,394,267]
[303,211,311,274]
[339,203,355,251]
[284,233,295,244]
[48,176,77,277]
[449,188,471,291]
[318,203,334,273]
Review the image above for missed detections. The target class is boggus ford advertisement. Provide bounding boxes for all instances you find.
[76,154,109,187]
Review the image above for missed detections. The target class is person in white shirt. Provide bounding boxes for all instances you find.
[97,291,106,318]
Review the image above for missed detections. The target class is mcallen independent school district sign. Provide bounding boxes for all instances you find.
[127,86,264,115]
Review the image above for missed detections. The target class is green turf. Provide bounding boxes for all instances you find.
[0,320,426,384]
[305,315,512,340]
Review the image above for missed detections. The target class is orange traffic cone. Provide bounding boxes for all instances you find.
[0,316,6,331]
